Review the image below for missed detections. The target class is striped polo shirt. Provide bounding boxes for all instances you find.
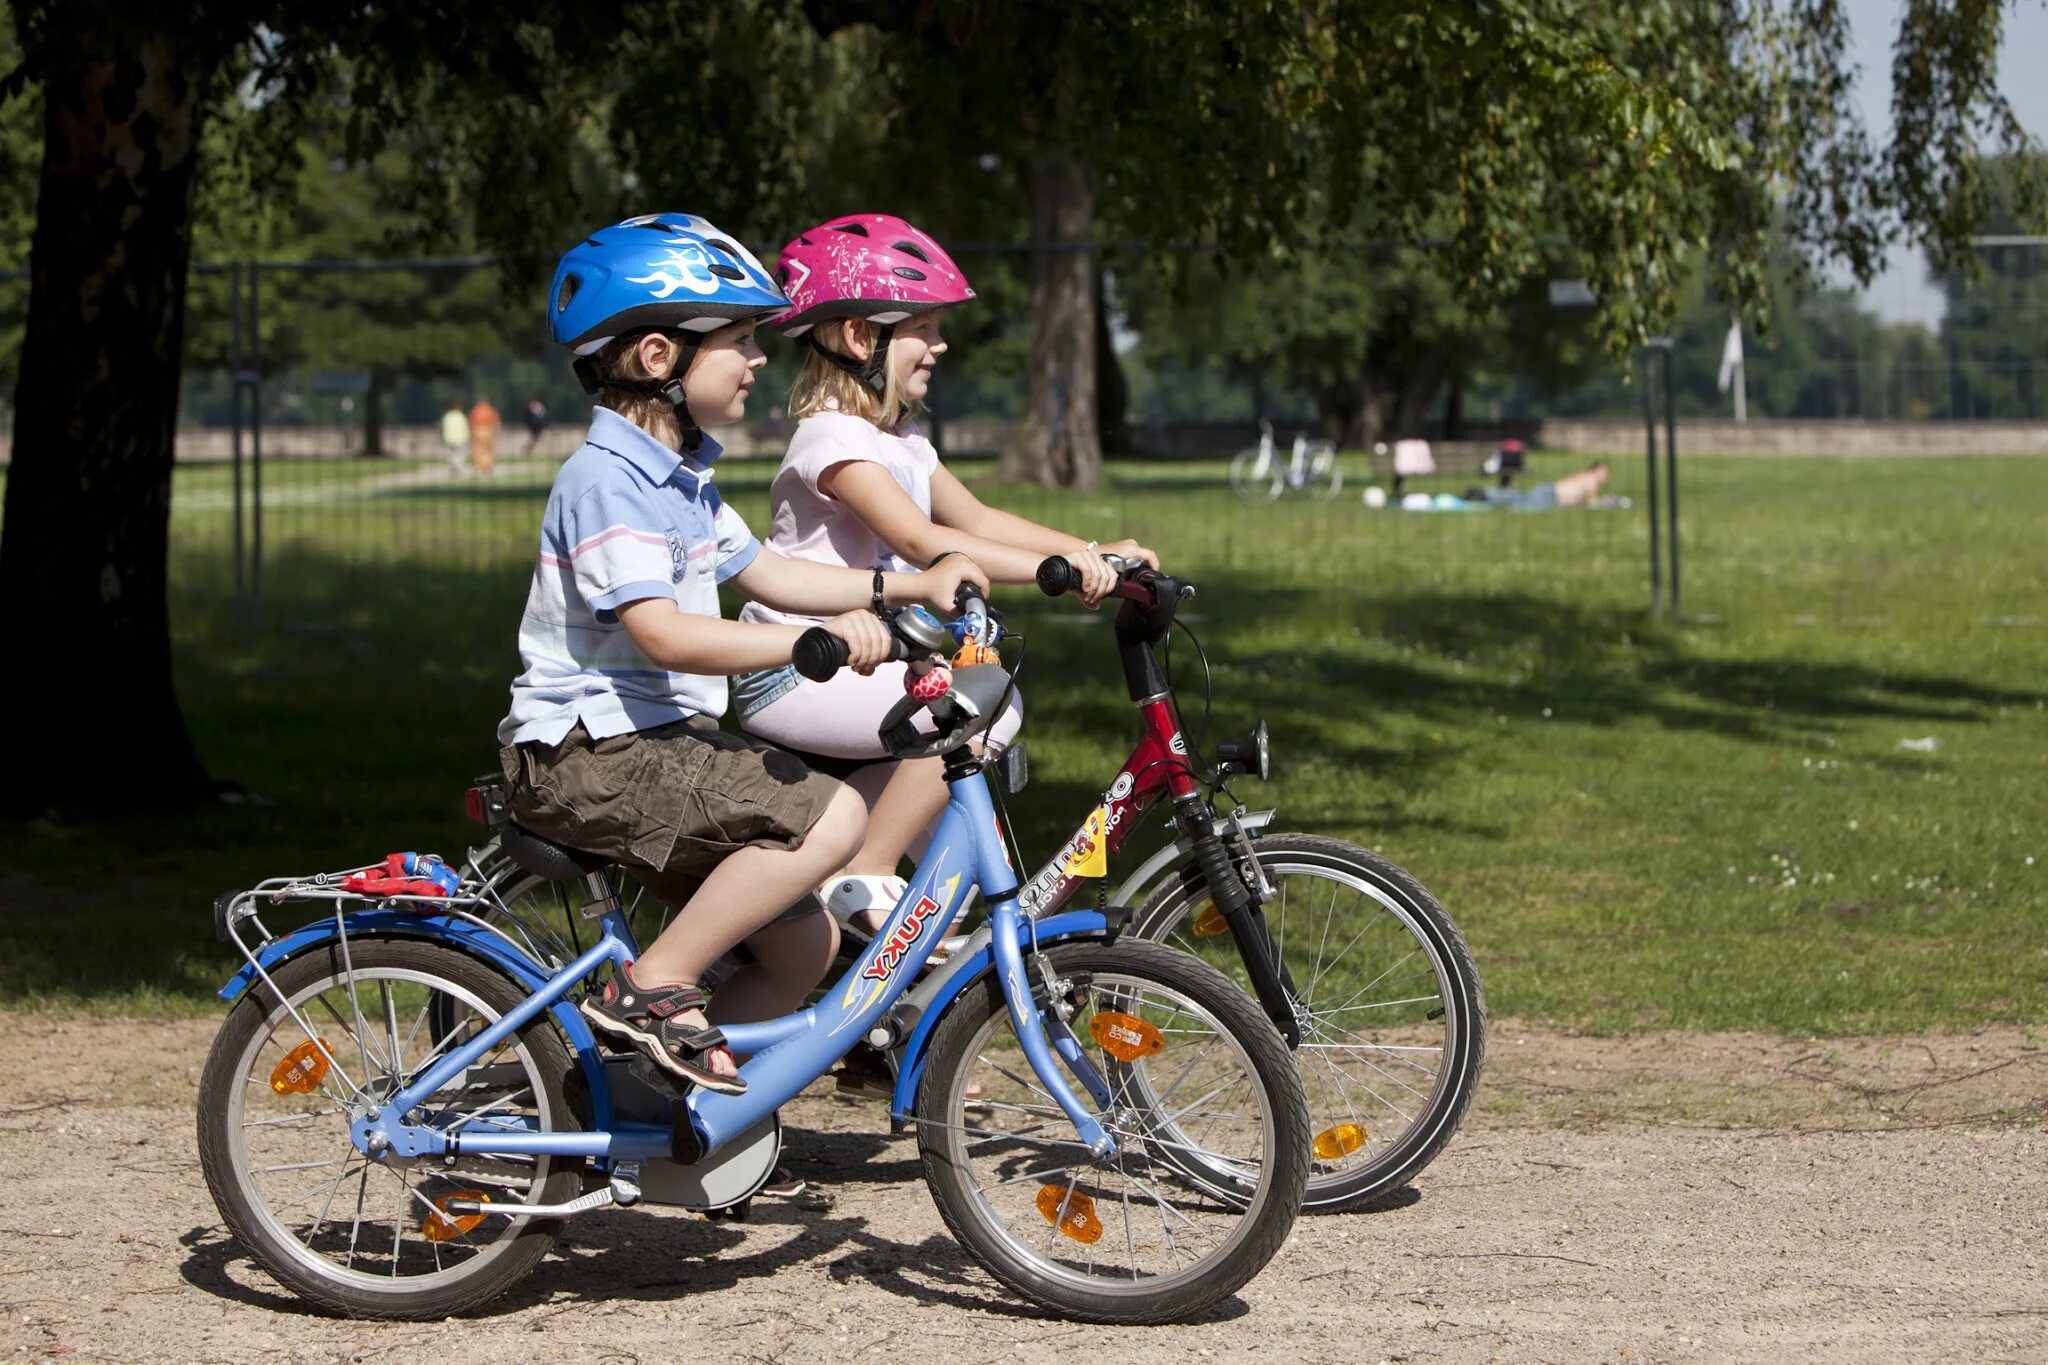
[499,407,761,747]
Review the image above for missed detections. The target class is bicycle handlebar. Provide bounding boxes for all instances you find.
[793,583,996,683]
[1035,552,1162,602]
[792,628,906,682]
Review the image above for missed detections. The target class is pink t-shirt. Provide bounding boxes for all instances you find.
[739,410,939,628]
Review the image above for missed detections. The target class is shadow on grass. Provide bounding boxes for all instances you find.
[4,552,2036,1006]
[1351,589,2038,739]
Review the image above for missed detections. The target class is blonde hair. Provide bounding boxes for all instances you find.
[788,318,917,432]
[589,330,698,436]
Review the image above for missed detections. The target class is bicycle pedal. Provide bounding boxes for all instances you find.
[624,1055,690,1096]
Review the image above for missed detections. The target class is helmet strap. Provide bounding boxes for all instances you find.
[575,331,705,451]
[807,320,896,398]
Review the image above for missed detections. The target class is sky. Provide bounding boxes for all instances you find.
[1842,0,2048,320]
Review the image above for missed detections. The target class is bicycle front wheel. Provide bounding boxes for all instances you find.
[1133,835,1485,1212]
[1307,443,1343,497]
[915,939,1308,1323]
[197,939,582,1319]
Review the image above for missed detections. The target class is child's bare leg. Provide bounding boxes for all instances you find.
[845,756,949,875]
[816,760,947,937]
[708,909,840,1028]
[629,785,867,1077]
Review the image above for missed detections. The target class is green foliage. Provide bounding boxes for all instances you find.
[0,11,39,406]
[1890,0,2048,275]
[1091,2,2047,436]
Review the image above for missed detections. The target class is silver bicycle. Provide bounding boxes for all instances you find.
[1229,420,1342,501]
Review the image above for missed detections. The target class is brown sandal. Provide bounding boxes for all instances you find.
[580,968,746,1095]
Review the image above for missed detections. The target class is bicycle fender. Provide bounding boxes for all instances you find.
[216,911,614,1130]
[1106,808,1275,910]
[890,909,1119,1118]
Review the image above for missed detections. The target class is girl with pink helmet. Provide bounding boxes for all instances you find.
[734,213,1156,989]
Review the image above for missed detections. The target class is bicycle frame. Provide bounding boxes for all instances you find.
[238,762,1122,1171]
[1015,692,1194,918]
[1019,565,1305,1044]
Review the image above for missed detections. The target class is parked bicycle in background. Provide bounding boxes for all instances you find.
[1230,419,1343,501]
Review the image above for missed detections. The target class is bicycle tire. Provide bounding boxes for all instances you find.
[1228,449,1281,503]
[1131,834,1484,1212]
[1307,443,1343,498]
[198,938,581,1319]
[915,939,1308,1323]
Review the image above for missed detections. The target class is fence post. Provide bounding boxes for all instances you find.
[227,261,245,612]
[249,260,263,615]
[1640,343,1664,621]
[1662,342,1680,620]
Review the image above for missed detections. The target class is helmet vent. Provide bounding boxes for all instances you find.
[705,238,739,256]
[893,241,931,263]
[556,275,579,312]
[709,264,745,280]
[892,266,928,281]
[831,222,870,236]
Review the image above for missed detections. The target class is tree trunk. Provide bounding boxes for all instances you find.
[1391,349,1449,437]
[998,151,1100,488]
[1319,364,1385,448]
[364,371,386,457]
[0,8,223,817]
[1093,267,1130,457]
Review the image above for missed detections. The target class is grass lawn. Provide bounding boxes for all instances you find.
[3,447,2043,1033]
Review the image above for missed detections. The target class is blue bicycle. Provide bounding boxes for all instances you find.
[197,597,1310,1323]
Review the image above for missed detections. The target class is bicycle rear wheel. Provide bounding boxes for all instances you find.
[1228,449,1281,502]
[197,939,582,1319]
[1133,835,1484,1211]
[915,939,1308,1323]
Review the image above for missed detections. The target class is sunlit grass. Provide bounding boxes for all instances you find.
[3,449,2043,1032]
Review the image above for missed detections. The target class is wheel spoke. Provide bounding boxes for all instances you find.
[933,956,1287,1300]
[1142,847,1482,1210]
[211,952,569,1306]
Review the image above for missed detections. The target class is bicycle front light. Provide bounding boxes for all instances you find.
[1215,719,1270,782]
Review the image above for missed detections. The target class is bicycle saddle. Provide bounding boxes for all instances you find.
[501,822,606,883]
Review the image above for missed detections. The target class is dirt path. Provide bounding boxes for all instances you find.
[0,1019,2041,1363]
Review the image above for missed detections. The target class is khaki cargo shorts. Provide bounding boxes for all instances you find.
[499,715,842,905]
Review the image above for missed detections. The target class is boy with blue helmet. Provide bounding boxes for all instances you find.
[500,213,987,1095]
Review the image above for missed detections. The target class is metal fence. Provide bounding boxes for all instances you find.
[0,239,2041,635]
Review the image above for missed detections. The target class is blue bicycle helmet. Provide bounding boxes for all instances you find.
[549,213,785,353]
[548,214,786,438]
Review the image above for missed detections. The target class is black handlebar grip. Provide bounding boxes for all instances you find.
[955,582,991,619]
[1036,555,1079,597]
[793,627,850,682]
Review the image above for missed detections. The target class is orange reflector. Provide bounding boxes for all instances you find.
[1035,1186,1103,1244]
[422,1191,489,1242]
[1191,907,1229,937]
[1312,1122,1368,1161]
[269,1039,334,1095]
[1089,1011,1164,1062]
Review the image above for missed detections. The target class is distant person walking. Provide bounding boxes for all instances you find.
[524,396,548,454]
[440,400,470,473]
[469,397,501,474]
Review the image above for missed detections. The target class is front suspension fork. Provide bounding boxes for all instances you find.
[1175,798,1304,1047]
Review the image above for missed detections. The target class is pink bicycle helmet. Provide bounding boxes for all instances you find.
[775,214,974,393]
